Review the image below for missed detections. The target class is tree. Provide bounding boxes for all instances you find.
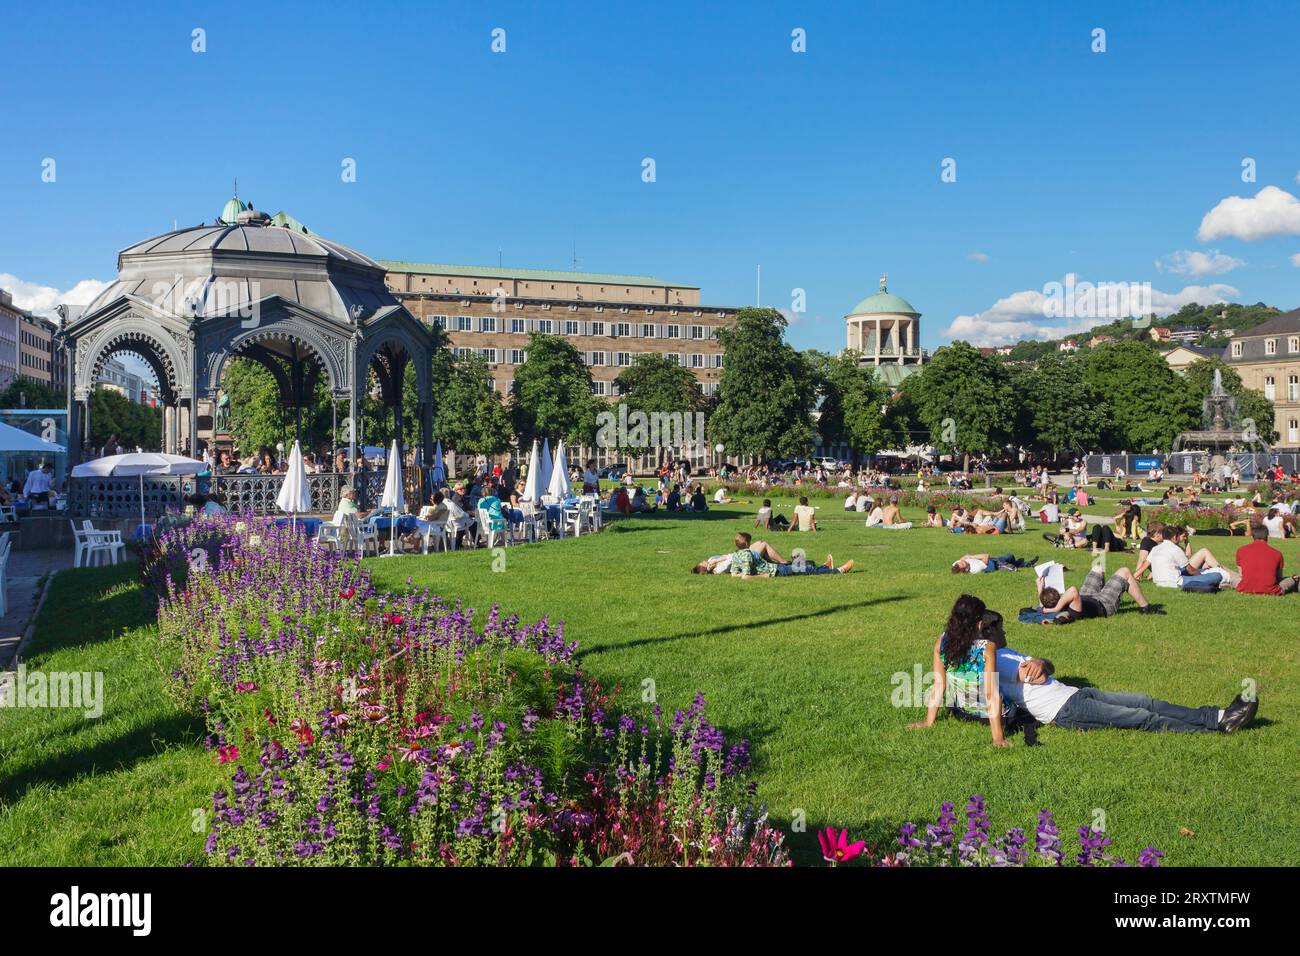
[88,386,163,451]
[908,341,1017,467]
[811,350,890,460]
[510,333,602,446]
[433,353,512,455]
[707,308,816,461]
[1013,353,1112,456]
[1183,357,1277,443]
[1081,341,1199,450]
[607,354,703,459]
[0,376,62,409]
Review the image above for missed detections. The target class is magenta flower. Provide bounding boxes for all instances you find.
[818,827,866,865]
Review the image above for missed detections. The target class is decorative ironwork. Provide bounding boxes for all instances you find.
[67,474,203,520]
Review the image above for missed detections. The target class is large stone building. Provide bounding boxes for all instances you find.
[1224,307,1300,448]
[0,290,22,388]
[0,288,64,393]
[381,262,733,400]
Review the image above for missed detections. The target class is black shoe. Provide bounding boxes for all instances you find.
[1217,694,1258,733]
[1137,605,1166,615]
[1042,532,1061,547]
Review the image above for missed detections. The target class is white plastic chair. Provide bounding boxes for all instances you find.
[477,506,509,549]
[0,504,16,524]
[315,522,342,551]
[561,501,584,538]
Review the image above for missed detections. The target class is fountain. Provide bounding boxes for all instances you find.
[1171,368,1270,476]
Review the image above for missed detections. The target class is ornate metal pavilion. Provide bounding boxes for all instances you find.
[59,196,437,515]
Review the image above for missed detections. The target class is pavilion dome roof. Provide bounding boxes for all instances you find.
[847,276,920,317]
[80,197,394,324]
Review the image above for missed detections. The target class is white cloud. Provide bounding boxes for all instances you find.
[0,272,110,321]
[1197,185,1300,241]
[941,274,1238,348]
[967,252,990,263]
[1155,249,1244,276]
[1291,253,1300,267]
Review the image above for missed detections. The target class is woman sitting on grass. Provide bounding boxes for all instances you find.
[907,595,1015,747]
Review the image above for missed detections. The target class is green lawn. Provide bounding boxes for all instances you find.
[2,495,1296,866]
[365,497,1298,866]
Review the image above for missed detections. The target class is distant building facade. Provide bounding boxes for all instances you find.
[382,262,733,401]
[1223,308,1300,448]
[0,290,21,389]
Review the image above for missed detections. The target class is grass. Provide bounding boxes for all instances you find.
[1,493,1295,865]
[0,565,218,866]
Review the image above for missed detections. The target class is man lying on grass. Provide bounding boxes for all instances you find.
[909,594,1259,744]
[951,552,1036,574]
[1034,566,1164,622]
[690,532,852,577]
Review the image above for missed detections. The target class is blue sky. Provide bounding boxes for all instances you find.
[2,0,1299,355]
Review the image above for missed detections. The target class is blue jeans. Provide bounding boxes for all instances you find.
[1054,687,1219,733]
[774,563,836,576]
[1180,569,1224,592]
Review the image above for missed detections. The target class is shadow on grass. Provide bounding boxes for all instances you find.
[583,595,911,656]
[0,710,205,804]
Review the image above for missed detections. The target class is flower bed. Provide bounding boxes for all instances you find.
[154,515,788,866]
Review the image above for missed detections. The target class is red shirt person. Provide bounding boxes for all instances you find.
[1236,525,1300,595]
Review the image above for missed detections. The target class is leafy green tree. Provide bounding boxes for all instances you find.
[607,354,704,458]
[0,376,62,408]
[908,341,1017,467]
[1014,353,1112,456]
[510,333,601,446]
[811,349,890,460]
[1081,341,1199,450]
[707,308,816,461]
[1183,357,1277,443]
[433,353,512,455]
[88,386,163,451]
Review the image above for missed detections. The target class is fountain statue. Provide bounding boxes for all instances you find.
[1171,368,1269,476]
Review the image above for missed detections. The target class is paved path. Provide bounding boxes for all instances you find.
[0,550,74,672]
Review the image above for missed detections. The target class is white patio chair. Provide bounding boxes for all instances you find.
[315,521,342,551]
[0,504,16,524]
[477,506,509,549]
[513,503,539,544]
[561,501,584,538]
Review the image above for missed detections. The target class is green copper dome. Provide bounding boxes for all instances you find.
[219,196,249,225]
[848,290,919,316]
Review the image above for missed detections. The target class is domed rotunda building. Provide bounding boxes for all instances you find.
[844,274,924,386]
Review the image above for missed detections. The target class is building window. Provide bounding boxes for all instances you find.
[1291,419,1299,444]
[509,349,526,365]
[1290,375,1299,402]
[689,353,704,368]
[480,348,498,364]
[712,354,724,368]
[510,318,526,334]
[589,351,606,366]
[454,347,471,359]
[455,315,474,332]
[1231,341,1243,358]
[641,323,656,338]
[479,316,497,333]
[535,319,553,334]
[1266,338,1277,355]
[564,320,580,336]
[690,325,704,339]
[666,324,681,339]
[1265,376,1276,400]
[615,352,632,367]
[613,322,631,337]
[1290,337,1299,353]
[429,314,448,330]
[591,380,607,397]
[589,321,605,336]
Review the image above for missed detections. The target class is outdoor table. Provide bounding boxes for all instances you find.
[367,515,418,534]
[133,523,154,541]
[273,516,323,537]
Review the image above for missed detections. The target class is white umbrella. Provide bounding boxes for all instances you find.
[431,440,446,486]
[0,422,65,453]
[71,452,207,529]
[521,440,542,502]
[547,439,572,500]
[275,440,312,531]
[538,438,553,496]
[379,439,404,556]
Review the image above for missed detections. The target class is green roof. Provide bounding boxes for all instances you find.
[868,363,922,387]
[848,291,920,316]
[219,196,248,224]
[378,260,697,290]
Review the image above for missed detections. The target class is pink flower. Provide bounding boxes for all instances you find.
[234,681,257,693]
[290,719,314,746]
[339,587,356,600]
[376,755,392,771]
[216,745,239,764]
[818,827,866,865]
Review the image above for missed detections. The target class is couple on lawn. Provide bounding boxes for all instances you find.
[908,594,1257,746]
